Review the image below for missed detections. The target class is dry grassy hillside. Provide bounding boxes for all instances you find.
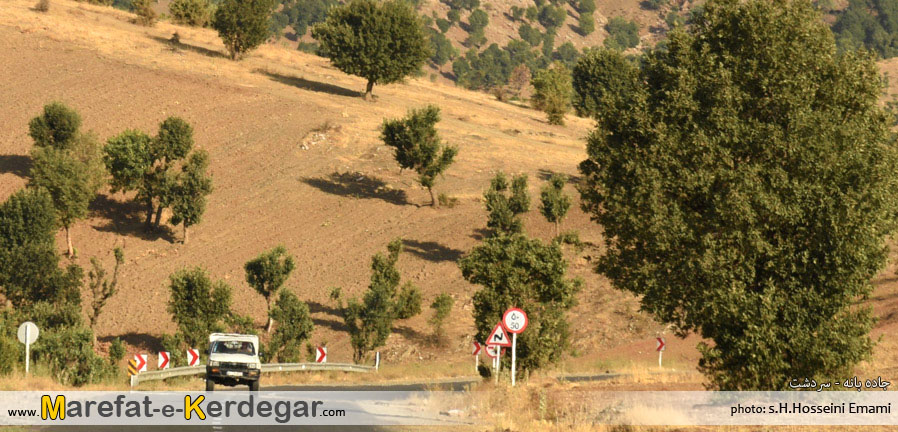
[1,0,897,383]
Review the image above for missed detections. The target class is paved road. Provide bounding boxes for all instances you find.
[29,373,630,431]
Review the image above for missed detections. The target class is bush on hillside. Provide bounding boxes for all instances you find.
[213,0,274,60]
[132,0,157,26]
[604,16,639,50]
[169,0,214,27]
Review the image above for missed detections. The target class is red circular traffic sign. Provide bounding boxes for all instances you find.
[484,345,506,359]
[502,308,528,334]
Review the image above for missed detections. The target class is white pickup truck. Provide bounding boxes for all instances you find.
[205,333,261,391]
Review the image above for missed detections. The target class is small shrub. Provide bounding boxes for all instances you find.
[438,193,459,208]
[578,12,595,35]
[531,62,573,125]
[436,17,452,33]
[641,0,667,10]
[35,0,50,12]
[393,283,422,319]
[108,338,126,364]
[169,0,213,27]
[132,0,157,26]
[297,41,321,55]
[428,293,454,339]
[604,16,640,51]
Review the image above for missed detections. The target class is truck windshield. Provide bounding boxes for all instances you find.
[211,341,255,355]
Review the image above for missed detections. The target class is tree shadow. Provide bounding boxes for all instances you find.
[0,154,32,178]
[470,227,491,241]
[402,239,463,263]
[148,35,227,59]
[307,300,342,317]
[90,194,178,243]
[313,317,348,333]
[301,172,408,206]
[537,168,581,184]
[256,69,362,98]
[393,324,429,343]
[100,332,164,352]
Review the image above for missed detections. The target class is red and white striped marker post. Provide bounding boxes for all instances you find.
[471,342,482,373]
[157,351,170,370]
[187,348,200,366]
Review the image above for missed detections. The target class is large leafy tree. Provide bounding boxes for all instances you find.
[312,0,431,99]
[578,0,898,390]
[0,189,82,308]
[104,117,207,236]
[212,0,274,60]
[571,48,640,120]
[166,267,234,348]
[27,103,105,256]
[244,245,296,332]
[381,105,458,206]
[459,234,581,372]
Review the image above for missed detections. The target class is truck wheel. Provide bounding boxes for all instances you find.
[205,380,214,392]
[249,380,260,392]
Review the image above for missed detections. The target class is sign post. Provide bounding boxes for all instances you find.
[656,337,666,367]
[487,322,512,384]
[502,308,528,387]
[17,322,39,374]
[471,342,481,373]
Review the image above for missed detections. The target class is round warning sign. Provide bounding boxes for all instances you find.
[502,308,528,334]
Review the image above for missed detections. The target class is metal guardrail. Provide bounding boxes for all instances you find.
[130,363,374,387]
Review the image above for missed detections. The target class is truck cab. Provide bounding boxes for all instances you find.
[205,333,261,391]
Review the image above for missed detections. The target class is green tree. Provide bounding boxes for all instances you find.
[539,173,570,236]
[104,117,200,231]
[447,8,461,23]
[0,189,112,386]
[342,239,420,362]
[0,189,82,309]
[519,23,543,47]
[381,105,458,206]
[87,247,124,343]
[244,245,296,332]
[604,16,639,50]
[428,28,458,70]
[578,12,595,35]
[28,137,104,257]
[169,0,213,26]
[579,0,595,14]
[531,62,572,125]
[537,4,566,31]
[132,0,157,26]
[459,233,580,373]
[312,0,431,99]
[167,267,233,348]
[169,150,213,243]
[213,0,274,60]
[28,102,82,150]
[268,290,315,362]
[428,293,453,340]
[484,171,530,235]
[578,0,898,390]
[393,282,422,319]
[571,47,640,119]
